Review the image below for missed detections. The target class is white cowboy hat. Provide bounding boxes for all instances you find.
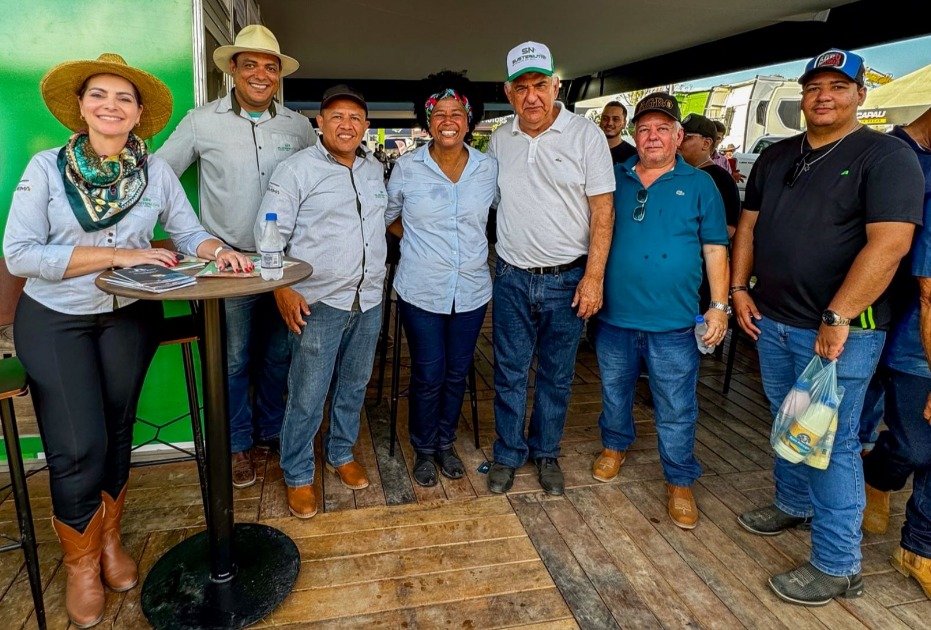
[213,25,299,77]
[40,53,173,139]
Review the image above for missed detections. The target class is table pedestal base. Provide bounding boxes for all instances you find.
[141,524,299,629]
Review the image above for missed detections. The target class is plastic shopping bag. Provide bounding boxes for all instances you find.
[771,356,845,469]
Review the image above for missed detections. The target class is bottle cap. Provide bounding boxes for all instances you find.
[265,212,277,221]
[695,315,705,324]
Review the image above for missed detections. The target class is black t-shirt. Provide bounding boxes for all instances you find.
[701,162,741,228]
[610,141,637,164]
[744,127,924,329]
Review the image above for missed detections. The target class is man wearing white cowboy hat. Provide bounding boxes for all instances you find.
[158,24,315,488]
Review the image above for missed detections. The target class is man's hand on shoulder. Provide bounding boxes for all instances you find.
[572,274,603,319]
[274,287,310,334]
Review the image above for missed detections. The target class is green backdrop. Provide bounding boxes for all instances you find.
[1,0,204,459]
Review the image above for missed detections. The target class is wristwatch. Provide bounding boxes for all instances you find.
[821,310,851,326]
[708,301,733,317]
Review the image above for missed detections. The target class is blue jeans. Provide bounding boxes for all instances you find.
[595,321,702,486]
[399,299,487,455]
[756,316,884,576]
[858,372,885,449]
[225,293,290,453]
[863,368,931,558]
[279,302,382,487]
[492,258,584,468]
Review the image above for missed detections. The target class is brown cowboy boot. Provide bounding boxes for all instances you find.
[52,504,106,628]
[101,485,138,591]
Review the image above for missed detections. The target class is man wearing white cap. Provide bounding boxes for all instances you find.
[158,25,315,487]
[486,41,615,496]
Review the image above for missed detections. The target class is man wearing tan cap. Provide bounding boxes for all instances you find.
[158,24,315,488]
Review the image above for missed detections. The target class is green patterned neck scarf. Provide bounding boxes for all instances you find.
[57,131,149,232]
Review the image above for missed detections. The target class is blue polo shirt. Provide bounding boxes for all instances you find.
[882,126,931,378]
[600,154,729,332]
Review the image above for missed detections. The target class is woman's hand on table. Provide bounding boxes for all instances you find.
[113,247,181,268]
[274,287,310,334]
[216,249,254,273]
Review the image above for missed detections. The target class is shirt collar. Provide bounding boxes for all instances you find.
[315,140,370,166]
[509,101,569,136]
[223,90,278,120]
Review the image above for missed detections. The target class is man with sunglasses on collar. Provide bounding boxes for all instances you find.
[592,92,729,529]
[730,48,923,606]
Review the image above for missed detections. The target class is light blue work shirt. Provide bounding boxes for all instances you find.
[4,150,213,315]
[385,144,497,314]
[256,142,387,312]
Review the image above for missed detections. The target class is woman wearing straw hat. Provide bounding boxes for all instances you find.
[3,53,252,628]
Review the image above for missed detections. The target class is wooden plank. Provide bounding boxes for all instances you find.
[321,409,356,513]
[270,588,573,629]
[567,486,702,629]
[295,536,540,590]
[293,514,527,560]
[115,528,187,628]
[258,448,290,520]
[889,600,931,629]
[270,560,556,624]
[1,541,65,630]
[364,401,417,506]
[509,493,620,630]
[535,494,662,629]
[352,407,388,509]
[21,543,69,630]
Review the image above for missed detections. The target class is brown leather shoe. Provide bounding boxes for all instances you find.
[287,485,318,519]
[326,460,369,490]
[232,450,256,488]
[863,483,890,534]
[100,485,137,592]
[52,504,106,628]
[592,448,627,482]
[891,546,931,599]
[667,484,699,530]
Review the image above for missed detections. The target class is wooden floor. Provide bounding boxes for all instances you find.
[1,316,929,628]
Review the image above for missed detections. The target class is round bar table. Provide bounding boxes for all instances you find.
[96,260,311,630]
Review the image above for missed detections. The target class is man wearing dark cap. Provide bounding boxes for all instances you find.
[592,92,730,530]
[256,85,387,519]
[158,25,315,488]
[731,48,924,605]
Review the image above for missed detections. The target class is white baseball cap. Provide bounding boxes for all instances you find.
[506,41,555,82]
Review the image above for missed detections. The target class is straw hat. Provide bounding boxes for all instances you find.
[213,25,299,77]
[40,53,173,139]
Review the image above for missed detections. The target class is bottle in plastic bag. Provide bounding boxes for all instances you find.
[694,315,715,354]
[772,379,812,435]
[807,415,838,469]
[773,396,838,463]
[259,212,284,281]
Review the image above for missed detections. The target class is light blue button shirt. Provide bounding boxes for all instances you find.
[4,150,214,315]
[385,144,497,314]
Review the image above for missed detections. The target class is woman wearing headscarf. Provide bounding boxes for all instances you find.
[385,71,497,486]
[3,53,252,627]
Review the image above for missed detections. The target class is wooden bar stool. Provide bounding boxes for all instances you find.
[0,257,46,629]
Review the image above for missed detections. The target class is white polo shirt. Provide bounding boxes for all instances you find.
[488,102,614,268]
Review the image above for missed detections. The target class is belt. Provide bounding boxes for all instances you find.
[522,256,587,275]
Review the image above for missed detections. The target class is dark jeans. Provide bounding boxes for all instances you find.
[13,294,162,531]
[492,258,584,468]
[863,367,931,558]
[225,292,290,452]
[399,299,487,454]
[858,371,885,449]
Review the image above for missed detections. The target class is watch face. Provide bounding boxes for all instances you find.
[821,311,833,325]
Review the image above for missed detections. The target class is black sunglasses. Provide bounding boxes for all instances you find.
[633,189,648,222]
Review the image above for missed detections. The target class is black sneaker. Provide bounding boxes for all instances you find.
[535,457,565,496]
[487,462,515,494]
[769,562,863,606]
[435,448,464,479]
[738,505,812,536]
[413,454,438,487]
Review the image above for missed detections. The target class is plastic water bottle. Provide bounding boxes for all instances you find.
[773,396,838,463]
[694,315,714,354]
[773,380,812,433]
[259,212,284,281]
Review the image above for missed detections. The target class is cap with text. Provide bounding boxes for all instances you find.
[681,113,717,140]
[632,91,681,123]
[506,41,555,82]
[799,49,865,86]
